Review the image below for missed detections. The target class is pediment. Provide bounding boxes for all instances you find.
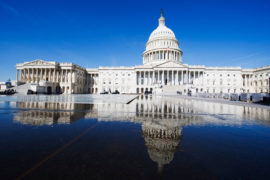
[24,59,56,66]
[154,61,187,68]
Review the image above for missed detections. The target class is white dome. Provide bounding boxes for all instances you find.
[143,10,183,65]
[148,22,176,42]
[147,12,177,42]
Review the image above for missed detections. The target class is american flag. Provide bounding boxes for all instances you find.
[166,46,170,51]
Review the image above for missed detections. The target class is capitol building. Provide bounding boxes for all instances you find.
[16,10,270,95]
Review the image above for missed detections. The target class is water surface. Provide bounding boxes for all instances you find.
[0,95,270,179]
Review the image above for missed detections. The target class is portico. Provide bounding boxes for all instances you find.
[16,60,86,94]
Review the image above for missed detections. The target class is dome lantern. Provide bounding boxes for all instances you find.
[159,9,165,26]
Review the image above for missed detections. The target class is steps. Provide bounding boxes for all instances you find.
[161,85,183,95]
[14,83,34,94]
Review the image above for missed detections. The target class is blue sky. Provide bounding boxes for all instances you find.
[0,0,269,81]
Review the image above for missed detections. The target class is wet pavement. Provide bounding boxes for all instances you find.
[0,95,270,179]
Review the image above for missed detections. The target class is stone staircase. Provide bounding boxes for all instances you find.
[161,85,182,95]
[13,83,34,94]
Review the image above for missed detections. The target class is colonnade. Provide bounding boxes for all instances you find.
[87,73,98,94]
[17,68,73,83]
[143,50,181,64]
[136,70,204,86]
[242,74,253,87]
[242,73,270,93]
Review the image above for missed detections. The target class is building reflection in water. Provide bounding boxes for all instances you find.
[142,121,182,174]
[13,95,270,174]
[14,102,94,125]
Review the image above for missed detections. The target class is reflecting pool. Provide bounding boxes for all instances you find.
[0,95,270,179]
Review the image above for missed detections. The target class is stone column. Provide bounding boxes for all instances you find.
[179,70,181,85]
[198,71,200,85]
[140,71,143,86]
[150,72,153,85]
[20,69,22,81]
[173,71,174,85]
[16,69,18,81]
[27,69,29,82]
[40,69,42,80]
[171,70,173,85]
[146,71,148,85]
[45,68,47,81]
[153,71,155,84]
[170,70,172,85]
[26,69,28,82]
[62,69,64,83]
[186,71,188,84]
[138,72,140,85]
[36,69,38,82]
[169,70,171,85]
[247,74,249,87]
[245,74,248,91]
[63,69,67,83]
[180,70,184,85]
[53,69,56,82]
[59,69,62,82]
[176,71,179,85]
[145,71,149,85]
[173,70,175,85]
[136,72,138,85]
[167,71,169,85]
[35,69,38,82]
[163,70,165,85]
[153,71,155,85]
[23,69,25,82]
[70,70,72,83]
[21,69,23,81]
[148,72,150,85]
[57,70,59,82]
[150,71,154,85]
[192,71,194,85]
[136,71,140,86]
[246,74,248,87]
[188,71,190,84]
[21,69,24,81]
[162,70,164,85]
[25,69,27,81]
[179,70,181,84]
[193,71,195,84]
[158,71,160,84]
[141,71,142,85]
[31,68,34,82]
[150,71,152,85]
[141,71,144,85]
[202,71,204,86]
[50,69,53,82]
[193,71,194,84]
[198,71,200,86]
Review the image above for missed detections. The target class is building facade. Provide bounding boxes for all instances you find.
[16,11,270,94]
